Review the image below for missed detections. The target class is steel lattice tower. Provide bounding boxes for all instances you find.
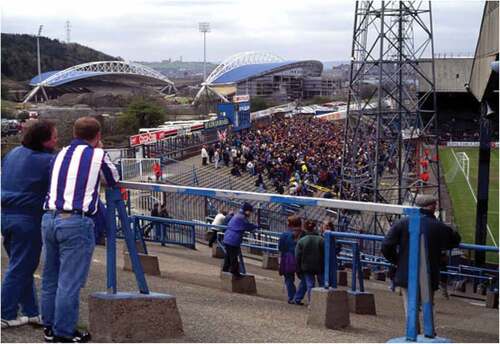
[340,1,441,235]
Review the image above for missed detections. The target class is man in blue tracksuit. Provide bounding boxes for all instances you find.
[222,203,258,278]
[1,120,57,329]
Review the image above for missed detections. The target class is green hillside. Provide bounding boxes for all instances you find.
[1,33,119,81]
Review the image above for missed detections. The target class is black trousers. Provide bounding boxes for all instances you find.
[222,244,240,275]
[202,157,207,165]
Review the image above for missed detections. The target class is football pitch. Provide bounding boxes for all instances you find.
[440,147,499,255]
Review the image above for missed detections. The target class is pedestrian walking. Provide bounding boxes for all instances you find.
[381,195,461,336]
[295,220,324,304]
[40,117,119,342]
[214,149,220,169]
[278,216,307,305]
[201,145,209,166]
[1,120,58,329]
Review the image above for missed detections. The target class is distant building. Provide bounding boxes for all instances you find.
[199,52,342,102]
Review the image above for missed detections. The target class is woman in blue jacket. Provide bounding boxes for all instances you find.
[1,120,57,328]
[278,216,306,305]
[222,202,257,278]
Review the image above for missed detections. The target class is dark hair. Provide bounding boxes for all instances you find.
[22,119,56,152]
[73,116,101,141]
[304,220,316,232]
[288,215,302,228]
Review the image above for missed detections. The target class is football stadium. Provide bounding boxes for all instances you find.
[1,1,499,343]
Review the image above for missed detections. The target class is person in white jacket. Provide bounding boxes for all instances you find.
[201,145,209,166]
[214,149,220,169]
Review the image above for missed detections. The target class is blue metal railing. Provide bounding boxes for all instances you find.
[113,182,499,342]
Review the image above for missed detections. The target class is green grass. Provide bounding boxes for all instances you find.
[440,147,499,261]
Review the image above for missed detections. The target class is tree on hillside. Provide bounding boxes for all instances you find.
[119,97,166,133]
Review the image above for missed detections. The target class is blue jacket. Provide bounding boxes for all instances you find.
[278,230,297,255]
[223,211,257,247]
[1,146,54,219]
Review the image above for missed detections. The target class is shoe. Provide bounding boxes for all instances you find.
[28,315,43,326]
[1,316,29,328]
[53,330,91,343]
[44,327,54,342]
[294,301,305,306]
[287,300,294,304]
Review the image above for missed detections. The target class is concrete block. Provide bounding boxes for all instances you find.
[220,272,257,294]
[375,271,386,281]
[262,253,279,270]
[362,267,371,280]
[306,288,350,330]
[338,270,348,286]
[122,240,147,254]
[212,244,225,258]
[123,252,160,276]
[348,290,377,315]
[486,290,499,309]
[89,292,183,342]
[477,283,487,296]
[453,279,466,292]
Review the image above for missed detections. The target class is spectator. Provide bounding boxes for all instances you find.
[208,210,227,247]
[381,195,461,336]
[295,220,324,304]
[201,145,209,166]
[41,116,119,343]
[152,161,161,182]
[159,204,171,245]
[278,216,306,305]
[145,203,159,238]
[222,203,258,278]
[208,144,215,163]
[1,120,57,329]
[214,149,220,169]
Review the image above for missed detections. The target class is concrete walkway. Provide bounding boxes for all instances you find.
[2,242,498,343]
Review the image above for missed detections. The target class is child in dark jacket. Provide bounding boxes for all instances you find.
[278,216,306,305]
[295,220,324,304]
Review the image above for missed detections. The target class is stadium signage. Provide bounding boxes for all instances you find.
[129,123,205,147]
[446,141,499,148]
[233,94,250,103]
[204,118,229,130]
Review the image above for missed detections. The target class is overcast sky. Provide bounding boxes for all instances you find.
[1,0,485,62]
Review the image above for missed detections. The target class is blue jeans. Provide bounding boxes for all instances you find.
[296,272,324,304]
[283,273,307,302]
[40,212,95,337]
[1,213,42,320]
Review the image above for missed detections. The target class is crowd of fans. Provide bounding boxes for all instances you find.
[202,116,349,197]
[202,115,392,202]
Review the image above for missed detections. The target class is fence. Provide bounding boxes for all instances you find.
[120,158,161,182]
[112,181,499,342]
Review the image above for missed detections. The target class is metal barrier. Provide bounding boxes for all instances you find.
[129,216,196,249]
[114,181,499,342]
[120,158,160,182]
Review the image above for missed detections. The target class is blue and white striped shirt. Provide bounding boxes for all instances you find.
[44,139,120,215]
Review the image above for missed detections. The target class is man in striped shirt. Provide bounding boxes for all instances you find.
[40,117,119,343]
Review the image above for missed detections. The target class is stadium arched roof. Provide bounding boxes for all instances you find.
[205,51,323,85]
[29,61,175,87]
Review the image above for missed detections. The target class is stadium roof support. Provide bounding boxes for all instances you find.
[193,51,285,105]
[24,61,176,103]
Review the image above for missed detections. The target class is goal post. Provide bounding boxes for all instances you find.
[456,151,470,181]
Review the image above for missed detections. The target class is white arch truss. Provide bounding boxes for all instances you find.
[24,61,176,103]
[38,60,175,87]
[205,51,285,84]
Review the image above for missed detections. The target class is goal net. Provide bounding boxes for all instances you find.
[455,152,470,181]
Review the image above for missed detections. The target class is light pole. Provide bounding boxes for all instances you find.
[198,22,210,82]
[37,25,43,82]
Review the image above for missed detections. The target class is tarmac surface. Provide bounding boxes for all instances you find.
[1,241,499,343]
